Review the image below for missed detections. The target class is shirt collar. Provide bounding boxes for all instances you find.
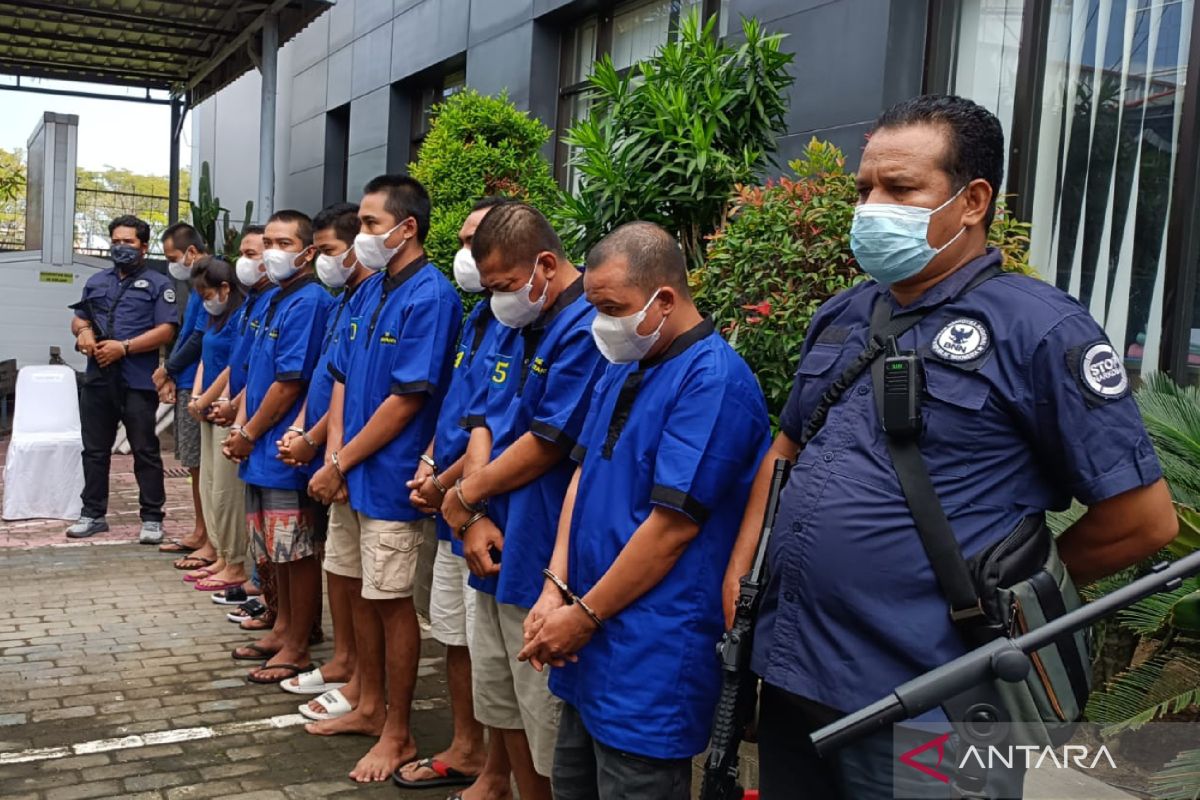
[113,263,147,282]
[880,247,1002,313]
[641,317,715,368]
[383,254,428,293]
[532,274,584,330]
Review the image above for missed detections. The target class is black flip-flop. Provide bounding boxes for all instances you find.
[392,757,477,790]
[231,642,278,661]
[173,555,215,571]
[158,539,197,554]
[246,662,309,684]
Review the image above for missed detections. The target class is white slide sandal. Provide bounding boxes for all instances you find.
[299,688,352,721]
[279,667,347,695]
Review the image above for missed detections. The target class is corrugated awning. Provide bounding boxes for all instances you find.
[0,0,332,105]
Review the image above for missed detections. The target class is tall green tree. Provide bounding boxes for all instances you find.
[556,12,794,268]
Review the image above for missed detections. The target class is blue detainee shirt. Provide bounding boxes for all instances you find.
[168,291,204,389]
[548,319,770,760]
[306,281,364,433]
[434,299,502,551]
[464,277,606,609]
[228,286,276,398]
[199,311,238,393]
[72,264,177,390]
[239,276,333,490]
[330,257,462,522]
[751,249,1163,714]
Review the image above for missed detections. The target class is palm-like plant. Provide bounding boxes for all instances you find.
[1082,373,1200,798]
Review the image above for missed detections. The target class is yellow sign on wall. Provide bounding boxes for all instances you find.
[39,271,74,284]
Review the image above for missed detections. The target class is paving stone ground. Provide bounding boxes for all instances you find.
[0,541,457,800]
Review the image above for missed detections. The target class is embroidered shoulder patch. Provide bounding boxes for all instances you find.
[931,318,990,362]
[1079,342,1128,400]
[380,332,398,345]
[133,279,150,289]
[163,288,176,303]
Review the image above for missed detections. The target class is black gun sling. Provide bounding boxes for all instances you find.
[866,279,1092,726]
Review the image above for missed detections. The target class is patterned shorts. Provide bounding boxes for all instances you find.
[174,390,201,469]
[245,485,326,564]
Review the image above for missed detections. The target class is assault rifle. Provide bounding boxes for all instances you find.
[700,459,791,800]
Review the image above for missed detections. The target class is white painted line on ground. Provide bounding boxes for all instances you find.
[0,713,306,764]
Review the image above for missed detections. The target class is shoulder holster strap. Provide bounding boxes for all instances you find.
[869,266,1003,646]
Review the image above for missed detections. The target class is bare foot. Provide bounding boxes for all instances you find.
[460,775,515,800]
[205,566,249,585]
[246,646,309,680]
[349,733,417,783]
[305,706,385,737]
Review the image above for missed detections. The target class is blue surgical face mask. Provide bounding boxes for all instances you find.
[849,186,966,287]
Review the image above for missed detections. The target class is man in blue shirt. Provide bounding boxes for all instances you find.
[224,210,333,685]
[399,196,512,794]
[276,202,373,709]
[725,95,1179,799]
[68,215,178,543]
[155,222,209,559]
[440,202,606,800]
[306,175,461,786]
[517,222,770,800]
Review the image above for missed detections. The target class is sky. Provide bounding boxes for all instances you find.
[0,78,192,175]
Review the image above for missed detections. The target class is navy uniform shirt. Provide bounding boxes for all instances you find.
[464,277,606,609]
[548,320,770,759]
[239,276,333,490]
[751,249,1163,714]
[330,257,462,522]
[73,264,177,390]
[227,286,277,397]
[434,300,502,552]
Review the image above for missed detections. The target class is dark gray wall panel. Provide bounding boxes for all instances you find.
[353,22,394,99]
[327,46,354,110]
[280,165,324,215]
[289,116,327,173]
[356,0,395,39]
[469,0,533,46]
[466,22,535,107]
[392,0,471,80]
[329,0,357,52]
[347,146,390,199]
[349,87,392,155]
[290,59,329,125]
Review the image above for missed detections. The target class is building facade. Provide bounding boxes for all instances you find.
[194,0,1200,384]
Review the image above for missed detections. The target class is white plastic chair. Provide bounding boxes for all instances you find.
[2,365,84,520]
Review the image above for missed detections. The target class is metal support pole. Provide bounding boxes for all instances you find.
[258,12,278,222]
[168,95,182,224]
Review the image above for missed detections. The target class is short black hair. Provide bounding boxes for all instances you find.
[587,222,690,297]
[362,174,431,243]
[471,202,564,268]
[874,94,1005,227]
[473,196,510,213]
[161,221,208,255]
[313,202,361,246]
[190,255,245,331]
[244,224,265,236]
[109,215,151,245]
[266,209,314,247]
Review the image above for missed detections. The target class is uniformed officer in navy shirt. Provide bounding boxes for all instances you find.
[724,95,1179,799]
[517,222,770,800]
[68,214,178,542]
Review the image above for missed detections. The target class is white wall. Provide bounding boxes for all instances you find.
[0,252,107,370]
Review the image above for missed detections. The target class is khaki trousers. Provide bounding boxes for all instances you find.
[199,420,247,565]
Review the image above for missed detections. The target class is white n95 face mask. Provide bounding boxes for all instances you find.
[354,221,408,270]
[591,290,664,364]
[203,295,228,316]
[316,249,355,288]
[491,259,547,328]
[263,249,301,284]
[453,248,484,293]
[168,259,191,281]
[235,256,263,287]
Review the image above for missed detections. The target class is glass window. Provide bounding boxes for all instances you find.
[558,0,708,192]
[1029,0,1192,381]
[952,0,1193,382]
[950,0,1024,167]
